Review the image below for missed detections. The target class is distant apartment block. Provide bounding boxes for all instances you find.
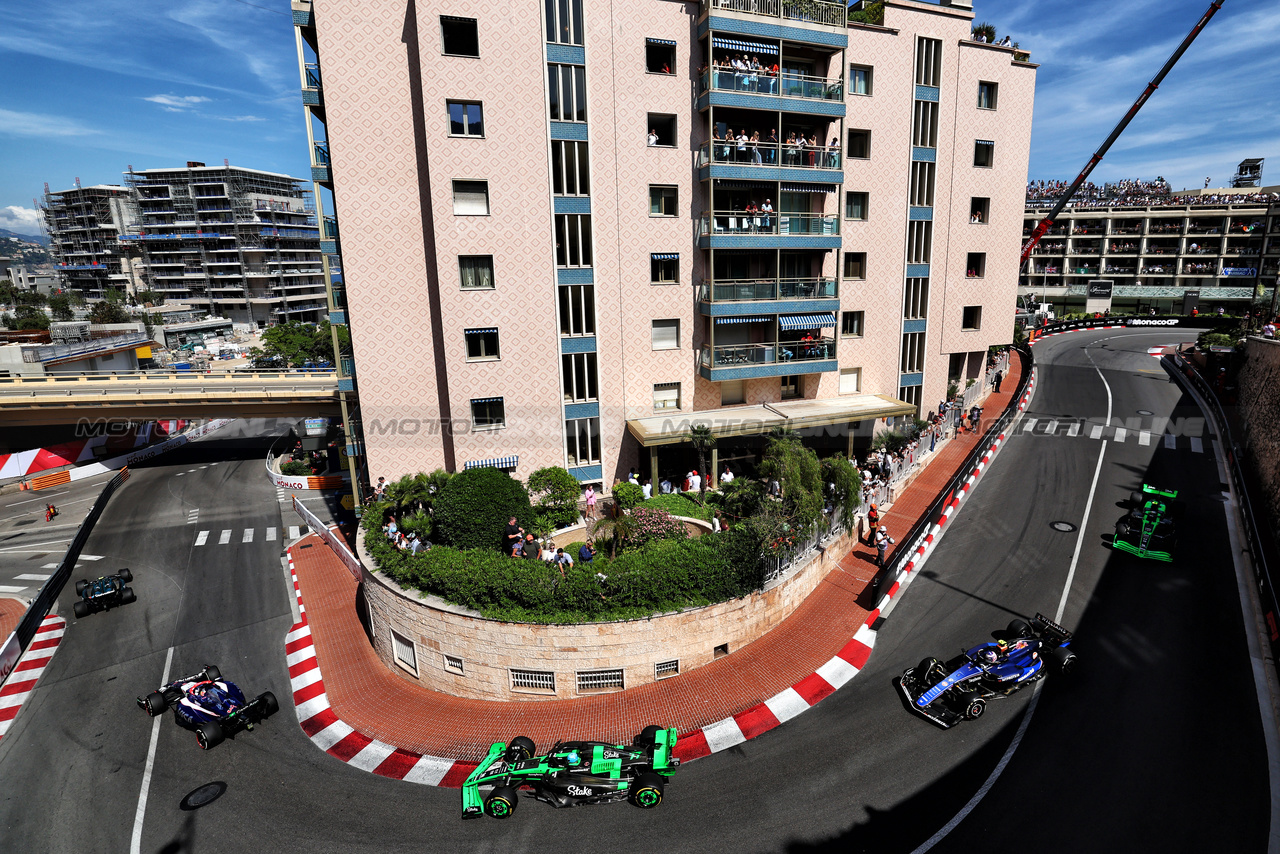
[41,183,141,300]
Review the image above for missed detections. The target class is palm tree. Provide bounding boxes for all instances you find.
[972,22,996,43]
[688,424,717,501]
[590,515,637,559]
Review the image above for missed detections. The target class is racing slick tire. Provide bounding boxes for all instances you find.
[141,691,168,716]
[75,580,88,596]
[1007,619,1031,638]
[1129,491,1144,507]
[634,725,662,747]
[202,665,222,683]
[915,658,941,685]
[121,587,137,605]
[1050,646,1078,675]
[630,772,665,809]
[484,786,519,819]
[1115,522,1131,538]
[963,698,987,721]
[506,736,536,762]
[118,568,133,583]
[195,722,225,750]
[73,600,90,619]
[257,691,279,718]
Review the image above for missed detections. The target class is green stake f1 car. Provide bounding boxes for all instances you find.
[1112,484,1177,562]
[462,727,678,819]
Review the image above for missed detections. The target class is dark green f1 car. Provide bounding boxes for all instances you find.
[1112,484,1177,562]
[462,727,678,819]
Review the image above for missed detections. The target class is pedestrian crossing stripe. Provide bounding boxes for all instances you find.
[1190,437,1204,453]
[218,530,232,545]
[1138,431,1151,446]
[242,529,254,543]
[0,585,26,594]
[1090,425,1103,440]
[195,531,209,546]
[193,527,314,546]
[15,574,49,581]
[1023,418,1037,433]
[1067,422,1080,437]
[1114,428,1127,442]
[1045,420,1058,434]
[80,555,104,561]
[266,527,278,542]
[1164,434,1176,449]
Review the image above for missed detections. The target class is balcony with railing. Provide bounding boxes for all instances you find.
[700,0,848,29]
[697,140,841,179]
[697,210,839,248]
[312,141,331,184]
[698,276,836,303]
[699,67,843,103]
[699,336,836,380]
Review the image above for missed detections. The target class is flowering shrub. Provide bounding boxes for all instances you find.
[627,508,689,549]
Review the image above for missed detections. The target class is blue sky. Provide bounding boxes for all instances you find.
[0,0,1276,238]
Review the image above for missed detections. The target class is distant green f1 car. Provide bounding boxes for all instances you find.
[462,727,678,819]
[1112,484,1177,562]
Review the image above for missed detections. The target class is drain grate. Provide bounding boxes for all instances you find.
[1050,521,1078,533]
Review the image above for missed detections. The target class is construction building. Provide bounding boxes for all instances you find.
[293,0,1034,493]
[41,183,141,299]
[118,162,327,325]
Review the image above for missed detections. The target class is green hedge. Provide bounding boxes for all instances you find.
[366,523,766,624]
[431,466,533,550]
[640,493,712,521]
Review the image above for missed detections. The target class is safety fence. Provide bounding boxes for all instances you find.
[291,494,361,583]
[0,468,131,687]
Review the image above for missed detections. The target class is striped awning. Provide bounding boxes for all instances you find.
[781,183,836,194]
[646,37,676,46]
[464,455,518,470]
[712,37,779,55]
[651,253,680,260]
[715,315,772,325]
[779,312,836,331]
[464,327,497,335]
[471,396,503,403]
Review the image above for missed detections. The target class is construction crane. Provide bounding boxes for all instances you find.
[1020,0,1225,266]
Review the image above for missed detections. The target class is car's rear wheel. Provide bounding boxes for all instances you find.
[195,722,225,750]
[74,580,88,596]
[202,665,222,683]
[484,786,518,818]
[1006,619,1031,638]
[630,772,664,808]
[964,698,986,720]
[118,568,133,583]
[141,691,167,716]
[1050,646,1078,675]
[121,587,136,605]
[505,736,536,762]
[257,691,279,718]
[73,600,89,619]
[633,725,662,747]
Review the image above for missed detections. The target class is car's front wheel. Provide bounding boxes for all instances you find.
[141,691,168,716]
[914,657,942,685]
[964,698,986,720]
[630,772,664,808]
[195,722,225,750]
[202,665,222,683]
[506,736,536,762]
[485,786,518,818]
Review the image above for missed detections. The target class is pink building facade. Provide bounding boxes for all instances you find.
[293,0,1034,491]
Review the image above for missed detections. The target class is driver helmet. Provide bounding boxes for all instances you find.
[565,750,580,766]
[982,648,999,663]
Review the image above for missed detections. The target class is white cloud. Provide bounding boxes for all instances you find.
[144,94,212,111]
[0,108,100,138]
[0,206,45,237]
[213,114,267,123]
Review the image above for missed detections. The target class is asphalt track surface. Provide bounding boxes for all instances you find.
[0,332,1269,853]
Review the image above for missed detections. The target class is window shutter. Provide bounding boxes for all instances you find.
[652,319,678,350]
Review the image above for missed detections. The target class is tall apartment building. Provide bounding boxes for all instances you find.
[119,163,327,324]
[41,183,141,299]
[1021,190,1279,315]
[293,0,1033,491]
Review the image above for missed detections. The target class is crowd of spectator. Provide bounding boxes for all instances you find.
[1026,177,1280,208]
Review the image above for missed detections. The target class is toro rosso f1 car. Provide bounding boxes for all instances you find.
[898,614,1077,728]
[1112,484,1177,562]
[72,569,136,618]
[137,665,279,749]
[462,726,679,819]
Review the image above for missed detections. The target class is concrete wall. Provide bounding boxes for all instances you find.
[1237,336,1280,531]
[360,528,852,700]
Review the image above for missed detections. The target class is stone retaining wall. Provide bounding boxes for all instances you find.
[357,528,853,701]
[1237,336,1280,531]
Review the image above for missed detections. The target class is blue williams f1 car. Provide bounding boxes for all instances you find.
[898,614,1077,728]
[137,665,279,749]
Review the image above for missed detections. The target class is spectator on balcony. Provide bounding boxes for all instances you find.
[736,130,749,162]
[828,137,840,168]
[761,198,773,231]
[648,128,659,146]
[785,132,800,166]
[766,128,779,163]
[750,131,763,165]
[721,128,734,162]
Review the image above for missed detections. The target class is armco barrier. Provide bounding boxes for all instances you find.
[291,495,361,583]
[0,467,131,687]
[1027,313,1235,341]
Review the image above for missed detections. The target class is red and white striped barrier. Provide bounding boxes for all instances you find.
[0,615,66,742]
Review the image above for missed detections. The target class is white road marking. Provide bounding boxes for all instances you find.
[0,585,27,593]
[1113,427,1127,443]
[1022,418,1037,433]
[1090,425,1103,440]
[242,529,254,543]
[288,526,300,539]
[1191,437,1204,453]
[1067,422,1080,437]
[218,530,231,545]
[194,531,209,546]
[131,646,173,854]
[41,563,59,569]
[266,527,278,542]
[14,574,49,581]
[1164,434,1177,449]
[1045,420,1059,434]
[175,472,185,477]
[79,555,104,561]
[1138,431,1151,446]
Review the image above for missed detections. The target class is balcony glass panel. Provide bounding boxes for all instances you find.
[698,277,836,301]
[699,211,838,237]
[698,141,840,169]
[701,337,835,368]
[700,68,843,102]
[700,0,847,29]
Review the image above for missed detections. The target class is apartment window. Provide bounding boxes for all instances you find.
[841,310,864,337]
[849,64,873,95]
[647,114,677,148]
[721,379,745,405]
[651,318,679,350]
[391,629,418,673]
[904,278,928,320]
[565,417,600,465]
[653,382,681,410]
[839,367,862,394]
[464,327,499,361]
[548,64,588,122]
[650,254,679,284]
[440,16,479,57]
[845,192,868,220]
[452,180,489,215]
[912,100,938,148]
[558,284,596,335]
[459,255,494,289]
[470,397,506,430]
[965,199,990,228]
[554,214,593,267]
[899,384,922,416]
[963,305,983,330]
[974,139,994,168]
[847,129,870,160]
[843,252,866,280]
[966,252,986,278]
[649,185,677,216]
[977,81,999,110]
[907,221,932,264]
[446,100,484,137]
[909,161,936,207]
[551,141,590,196]
[915,37,941,87]
[646,39,676,74]
[901,331,925,374]
[562,352,599,402]
[545,0,584,45]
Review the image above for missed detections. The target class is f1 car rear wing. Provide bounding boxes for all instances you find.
[1030,613,1073,644]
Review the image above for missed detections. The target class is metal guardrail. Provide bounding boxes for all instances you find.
[20,332,153,363]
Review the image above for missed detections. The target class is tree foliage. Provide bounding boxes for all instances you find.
[253,320,336,367]
[89,300,129,324]
[431,466,533,550]
[848,1,884,25]
[688,424,716,500]
[48,294,74,321]
[612,481,644,510]
[758,430,824,538]
[526,466,581,529]
[821,456,862,532]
